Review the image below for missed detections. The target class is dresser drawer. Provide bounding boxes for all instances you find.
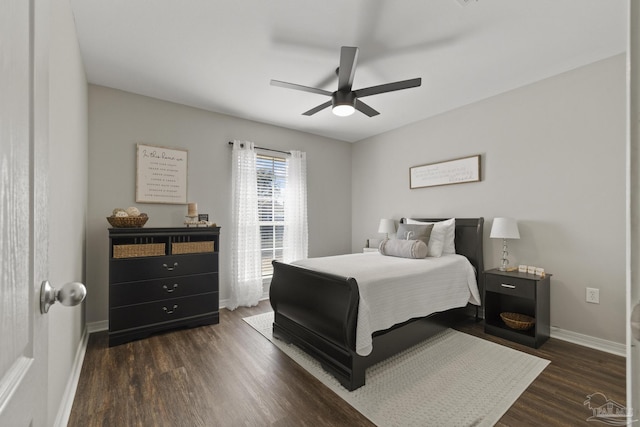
[110,273,218,307]
[110,253,218,283]
[109,292,218,332]
[485,274,535,299]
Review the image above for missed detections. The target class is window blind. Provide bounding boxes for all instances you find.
[257,154,287,279]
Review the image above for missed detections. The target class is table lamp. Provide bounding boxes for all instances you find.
[378,219,396,240]
[490,217,520,271]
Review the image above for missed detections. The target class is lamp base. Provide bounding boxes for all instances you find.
[499,239,509,271]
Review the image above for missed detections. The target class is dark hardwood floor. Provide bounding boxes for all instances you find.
[68,301,625,426]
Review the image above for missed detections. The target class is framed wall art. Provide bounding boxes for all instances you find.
[136,143,188,204]
[410,155,481,189]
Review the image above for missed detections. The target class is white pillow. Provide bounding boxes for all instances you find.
[406,218,456,256]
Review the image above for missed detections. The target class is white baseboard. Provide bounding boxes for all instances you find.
[219,293,269,310]
[551,327,626,357]
[87,320,108,333]
[53,326,90,427]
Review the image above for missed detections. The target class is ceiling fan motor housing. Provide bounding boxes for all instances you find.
[332,91,356,109]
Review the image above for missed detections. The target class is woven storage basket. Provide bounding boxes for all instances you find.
[113,243,165,259]
[500,312,535,331]
[172,241,215,255]
[107,216,149,228]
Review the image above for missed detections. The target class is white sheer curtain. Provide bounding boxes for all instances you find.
[283,150,308,263]
[229,140,263,310]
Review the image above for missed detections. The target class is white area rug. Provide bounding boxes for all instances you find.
[244,311,549,427]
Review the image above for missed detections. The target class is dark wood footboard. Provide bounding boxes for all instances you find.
[269,261,364,389]
[269,260,469,390]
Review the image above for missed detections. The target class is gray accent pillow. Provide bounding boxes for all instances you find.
[379,239,428,259]
[396,223,434,247]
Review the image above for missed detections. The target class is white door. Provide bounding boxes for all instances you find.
[630,1,640,422]
[0,0,50,424]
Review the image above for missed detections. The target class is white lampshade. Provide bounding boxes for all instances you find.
[378,219,396,236]
[490,218,520,239]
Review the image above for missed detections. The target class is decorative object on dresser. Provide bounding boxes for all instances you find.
[185,202,203,227]
[377,218,396,239]
[107,206,149,228]
[483,268,550,348]
[108,227,220,346]
[490,217,520,271]
[187,202,198,217]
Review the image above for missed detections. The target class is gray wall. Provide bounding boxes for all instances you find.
[352,54,626,344]
[86,86,352,323]
[48,0,88,424]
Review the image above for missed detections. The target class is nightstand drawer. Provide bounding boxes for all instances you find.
[485,274,535,299]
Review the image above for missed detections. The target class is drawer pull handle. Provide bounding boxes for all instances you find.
[163,284,179,293]
[162,262,179,271]
[501,284,516,289]
[163,304,178,314]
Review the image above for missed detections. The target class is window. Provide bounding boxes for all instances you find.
[256,154,286,280]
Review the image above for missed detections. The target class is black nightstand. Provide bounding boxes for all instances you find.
[483,269,551,348]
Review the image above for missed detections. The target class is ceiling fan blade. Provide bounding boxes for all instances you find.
[354,78,422,98]
[337,46,359,91]
[270,79,332,96]
[302,100,332,116]
[355,100,380,117]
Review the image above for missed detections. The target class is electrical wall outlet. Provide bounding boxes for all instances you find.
[586,287,600,304]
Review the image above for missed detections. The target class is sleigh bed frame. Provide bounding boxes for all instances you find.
[269,217,484,391]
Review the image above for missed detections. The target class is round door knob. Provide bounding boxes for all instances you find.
[40,281,87,314]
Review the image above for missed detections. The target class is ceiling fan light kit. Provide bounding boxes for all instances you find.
[332,91,356,116]
[271,46,422,118]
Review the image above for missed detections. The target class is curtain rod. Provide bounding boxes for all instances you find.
[227,141,290,156]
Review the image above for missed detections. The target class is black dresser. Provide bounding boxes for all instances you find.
[108,227,220,346]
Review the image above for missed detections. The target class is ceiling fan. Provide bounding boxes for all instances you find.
[270,46,422,117]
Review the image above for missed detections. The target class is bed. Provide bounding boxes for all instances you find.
[269,217,484,391]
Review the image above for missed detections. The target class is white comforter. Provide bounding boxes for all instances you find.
[292,252,481,356]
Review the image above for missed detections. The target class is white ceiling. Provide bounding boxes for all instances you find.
[69,0,628,142]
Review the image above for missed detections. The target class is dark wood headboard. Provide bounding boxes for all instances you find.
[400,217,484,297]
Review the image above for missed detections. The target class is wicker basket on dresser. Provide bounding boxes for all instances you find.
[108,227,220,346]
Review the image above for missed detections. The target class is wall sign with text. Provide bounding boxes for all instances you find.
[410,155,481,189]
[136,143,188,204]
